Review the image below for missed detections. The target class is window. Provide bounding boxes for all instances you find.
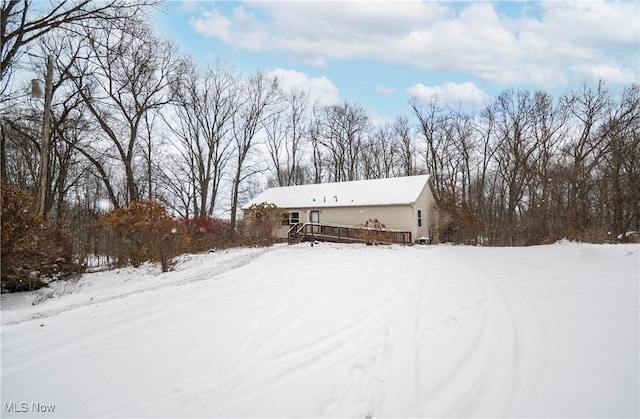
[289,212,300,224]
[417,209,422,227]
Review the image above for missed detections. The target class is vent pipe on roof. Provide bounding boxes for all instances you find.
[334,196,337,202]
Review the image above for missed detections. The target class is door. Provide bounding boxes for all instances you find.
[309,210,320,224]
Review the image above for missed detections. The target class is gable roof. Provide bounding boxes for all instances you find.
[242,175,433,210]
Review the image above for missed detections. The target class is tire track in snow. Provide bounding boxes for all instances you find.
[209,258,401,415]
[412,257,438,404]
[346,258,421,418]
[215,249,425,418]
[478,274,521,416]
[431,258,526,418]
[341,247,443,418]
[320,255,419,418]
[443,277,511,417]
[454,258,548,418]
[406,251,493,417]
[417,298,490,415]
[216,278,358,385]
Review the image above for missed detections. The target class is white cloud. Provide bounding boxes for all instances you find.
[267,68,339,106]
[535,1,640,46]
[407,82,488,107]
[571,64,639,84]
[189,10,232,42]
[375,84,396,95]
[180,1,205,13]
[299,56,327,69]
[188,1,639,88]
[479,65,568,88]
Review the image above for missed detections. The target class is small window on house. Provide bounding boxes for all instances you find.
[289,212,300,224]
[281,213,289,226]
[417,209,422,227]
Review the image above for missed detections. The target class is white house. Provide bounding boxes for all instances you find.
[242,175,438,243]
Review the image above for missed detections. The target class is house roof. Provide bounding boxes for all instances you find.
[242,175,433,210]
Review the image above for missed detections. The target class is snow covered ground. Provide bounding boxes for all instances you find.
[1,242,638,418]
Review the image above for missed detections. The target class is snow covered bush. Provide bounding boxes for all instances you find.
[97,200,190,271]
[1,181,83,293]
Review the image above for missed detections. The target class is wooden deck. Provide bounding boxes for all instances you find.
[288,223,412,245]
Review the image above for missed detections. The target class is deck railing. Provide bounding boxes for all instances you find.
[288,222,412,245]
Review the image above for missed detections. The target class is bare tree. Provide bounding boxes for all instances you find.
[467,102,503,244]
[561,81,612,237]
[313,101,368,182]
[599,84,640,237]
[410,96,450,197]
[48,84,92,220]
[309,107,325,184]
[361,123,399,180]
[524,90,568,241]
[449,110,475,204]
[140,108,159,201]
[490,90,539,242]
[30,34,98,220]
[166,60,239,219]
[72,20,184,207]
[264,87,310,187]
[156,150,195,219]
[0,106,40,189]
[393,115,418,177]
[229,71,280,235]
[1,0,158,94]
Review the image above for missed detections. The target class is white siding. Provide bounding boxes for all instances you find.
[311,205,414,231]
[275,205,415,239]
[411,182,438,241]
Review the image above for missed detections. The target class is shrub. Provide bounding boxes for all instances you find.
[356,219,394,245]
[241,202,285,246]
[1,181,83,293]
[96,200,190,271]
[432,201,483,245]
[180,216,231,252]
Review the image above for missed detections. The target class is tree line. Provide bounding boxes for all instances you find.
[2,0,639,257]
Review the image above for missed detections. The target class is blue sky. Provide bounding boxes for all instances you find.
[153,1,639,121]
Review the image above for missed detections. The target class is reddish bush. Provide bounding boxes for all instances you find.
[180,216,231,251]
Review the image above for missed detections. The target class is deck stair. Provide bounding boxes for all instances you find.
[287,222,411,245]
